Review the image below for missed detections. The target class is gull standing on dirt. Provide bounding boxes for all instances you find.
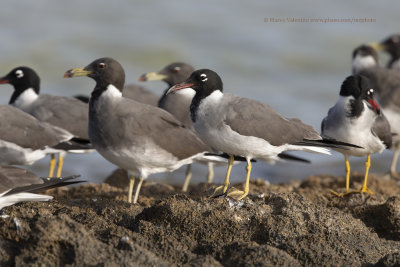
[321,75,392,196]
[168,69,358,200]
[0,67,92,177]
[351,44,400,178]
[64,57,229,203]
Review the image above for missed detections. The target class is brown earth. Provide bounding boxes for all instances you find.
[0,169,400,266]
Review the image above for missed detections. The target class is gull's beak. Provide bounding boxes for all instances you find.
[367,99,381,115]
[0,76,9,84]
[166,82,194,95]
[138,72,167,82]
[369,42,385,51]
[64,67,93,78]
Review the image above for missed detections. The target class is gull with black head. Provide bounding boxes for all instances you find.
[321,75,391,196]
[0,67,92,177]
[139,63,310,191]
[352,44,400,178]
[169,69,357,200]
[64,58,229,203]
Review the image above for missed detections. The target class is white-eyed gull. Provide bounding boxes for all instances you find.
[0,67,92,177]
[322,75,392,196]
[352,44,400,178]
[64,58,229,203]
[168,69,357,200]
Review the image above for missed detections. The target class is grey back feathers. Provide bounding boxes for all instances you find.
[0,105,71,150]
[371,115,392,148]
[122,84,159,106]
[90,97,209,160]
[223,94,322,146]
[21,94,89,139]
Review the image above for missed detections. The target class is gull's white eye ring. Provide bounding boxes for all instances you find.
[15,70,24,78]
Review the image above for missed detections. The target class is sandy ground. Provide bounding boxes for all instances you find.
[1,169,400,266]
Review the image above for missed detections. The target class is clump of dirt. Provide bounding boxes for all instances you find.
[1,171,400,266]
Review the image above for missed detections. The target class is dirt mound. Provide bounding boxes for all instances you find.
[1,172,400,266]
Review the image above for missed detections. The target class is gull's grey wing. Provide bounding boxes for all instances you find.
[24,94,89,139]
[93,98,210,160]
[122,84,159,106]
[223,94,321,146]
[371,113,392,149]
[0,105,71,150]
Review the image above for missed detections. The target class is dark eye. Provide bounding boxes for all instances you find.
[173,66,181,73]
[98,63,106,69]
[200,73,208,82]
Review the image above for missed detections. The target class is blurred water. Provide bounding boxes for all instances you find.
[0,0,399,185]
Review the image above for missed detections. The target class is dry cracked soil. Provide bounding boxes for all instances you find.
[0,169,400,266]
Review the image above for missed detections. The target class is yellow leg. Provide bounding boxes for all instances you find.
[390,144,400,177]
[48,154,56,178]
[207,162,215,183]
[56,154,64,178]
[330,155,352,197]
[345,156,350,193]
[358,154,374,195]
[128,175,135,203]
[227,158,251,200]
[182,164,193,192]
[209,155,234,198]
[133,177,144,204]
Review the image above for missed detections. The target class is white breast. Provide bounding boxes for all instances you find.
[13,88,39,110]
[193,91,287,162]
[352,54,377,73]
[322,97,385,156]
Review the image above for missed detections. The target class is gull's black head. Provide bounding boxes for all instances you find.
[168,69,223,97]
[381,34,400,59]
[340,75,380,116]
[167,69,223,122]
[352,45,379,73]
[0,66,40,94]
[65,57,125,91]
[139,62,194,87]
